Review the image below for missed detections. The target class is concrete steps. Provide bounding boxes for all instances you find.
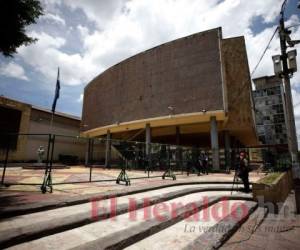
[0,181,243,218]
[1,185,255,250]
[125,200,258,250]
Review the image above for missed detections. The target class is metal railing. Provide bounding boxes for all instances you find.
[0,133,291,193]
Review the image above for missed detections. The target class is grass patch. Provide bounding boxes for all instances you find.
[258,172,282,185]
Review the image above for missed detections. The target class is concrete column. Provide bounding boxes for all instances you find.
[224,131,231,170]
[105,130,111,168]
[145,123,151,156]
[210,116,220,170]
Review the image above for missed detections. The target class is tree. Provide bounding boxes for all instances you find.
[0,0,43,57]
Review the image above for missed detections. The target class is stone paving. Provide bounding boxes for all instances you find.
[221,190,300,250]
[0,166,264,210]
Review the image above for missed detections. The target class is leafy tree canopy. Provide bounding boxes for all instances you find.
[0,0,43,57]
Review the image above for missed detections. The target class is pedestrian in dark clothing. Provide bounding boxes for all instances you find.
[238,151,250,193]
[191,148,201,176]
[199,151,209,175]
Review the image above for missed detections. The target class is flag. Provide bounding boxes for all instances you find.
[51,68,60,113]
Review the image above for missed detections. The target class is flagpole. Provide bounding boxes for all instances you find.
[50,67,60,134]
[42,67,60,193]
[50,112,54,134]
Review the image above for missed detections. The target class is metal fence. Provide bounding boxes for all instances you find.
[0,133,291,193]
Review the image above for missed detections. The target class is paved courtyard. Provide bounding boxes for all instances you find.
[0,166,264,210]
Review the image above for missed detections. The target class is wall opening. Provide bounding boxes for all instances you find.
[0,106,22,150]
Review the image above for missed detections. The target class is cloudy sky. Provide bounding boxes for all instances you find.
[0,0,300,140]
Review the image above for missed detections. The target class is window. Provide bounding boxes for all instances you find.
[273,104,284,113]
[267,86,281,96]
[259,136,266,144]
[275,124,283,134]
[256,118,263,125]
[274,114,285,123]
[267,89,274,96]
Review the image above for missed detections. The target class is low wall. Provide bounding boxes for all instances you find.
[252,170,293,213]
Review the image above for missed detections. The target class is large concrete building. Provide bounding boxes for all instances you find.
[253,75,287,145]
[81,27,258,169]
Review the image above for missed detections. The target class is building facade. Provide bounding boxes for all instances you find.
[81,27,258,169]
[253,75,287,145]
[0,96,85,161]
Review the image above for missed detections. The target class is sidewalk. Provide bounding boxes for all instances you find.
[221,190,300,250]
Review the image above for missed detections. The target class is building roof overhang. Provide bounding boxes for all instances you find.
[81,110,227,138]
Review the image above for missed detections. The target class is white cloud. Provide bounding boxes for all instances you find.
[0,62,29,81]
[40,12,66,26]
[17,31,97,86]
[77,25,89,40]
[77,93,83,102]
[63,0,126,29]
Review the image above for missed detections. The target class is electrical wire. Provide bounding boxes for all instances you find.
[251,0,287,77]
[229,25,279,109]
[230,0,288,108]
[250,26,279,77]
[287,23,300,29]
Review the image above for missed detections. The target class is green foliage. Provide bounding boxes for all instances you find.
[262,151,291,172]
[273,156,291,172]
[0,0,43,57]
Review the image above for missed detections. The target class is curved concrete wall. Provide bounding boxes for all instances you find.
[82,28,224,132]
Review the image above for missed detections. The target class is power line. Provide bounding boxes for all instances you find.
[287,23,300,29]
[250,0,287,77]
[229,27,278,109]
[221,0,287,111]
[250,26,278,77]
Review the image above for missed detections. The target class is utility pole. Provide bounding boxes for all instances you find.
[278,0,300,213]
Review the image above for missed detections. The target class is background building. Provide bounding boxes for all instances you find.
[253,75,288,145]
[0,96,85,161]
[81,27,258,169]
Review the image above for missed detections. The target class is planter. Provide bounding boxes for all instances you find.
[252,170,293,213]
